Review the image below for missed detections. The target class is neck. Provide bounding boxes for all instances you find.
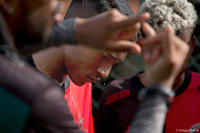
[32,47,67,83]
[62,45,81,73]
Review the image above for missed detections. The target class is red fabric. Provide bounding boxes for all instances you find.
[64,81,94,133]
[105,89,131,105]
[166,72,200,133]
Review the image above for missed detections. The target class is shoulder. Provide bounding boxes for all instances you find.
[191,71,200,78]
[189,71,200,87]
[188,71,200,84]
[101,74,144,106]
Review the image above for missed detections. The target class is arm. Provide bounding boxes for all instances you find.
[44,10,149,53]
[128,24,189,133]
[45,18,77,45]
[128,85,174,133]
[0,55,84,133]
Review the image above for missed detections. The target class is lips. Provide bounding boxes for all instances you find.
[86,76,100,83]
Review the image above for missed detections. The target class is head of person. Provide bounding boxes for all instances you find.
[63,0,133,85]
[0,0,64,52]
[139,0,197,84]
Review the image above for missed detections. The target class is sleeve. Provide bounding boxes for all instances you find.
[128,85,174,133]
[45,18,77,45]
[26,85,85,133]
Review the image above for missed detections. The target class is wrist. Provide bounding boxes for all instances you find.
[146,74,176,88]
[138,84,175,108]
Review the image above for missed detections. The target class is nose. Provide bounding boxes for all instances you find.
[97,66,112,79]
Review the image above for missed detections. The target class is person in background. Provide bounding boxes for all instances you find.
[128,23,190,133]
[95,0,199,133]
[29,0,148,132]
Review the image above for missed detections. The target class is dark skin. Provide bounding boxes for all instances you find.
[0,0,151,54]
[139,22,193,89]
[0,0,63,49]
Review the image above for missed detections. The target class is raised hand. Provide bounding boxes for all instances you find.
[75,9,149,53]
[141,23,189,87]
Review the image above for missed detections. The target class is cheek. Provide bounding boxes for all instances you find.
[84,55,104,70]
[85,62,101,73]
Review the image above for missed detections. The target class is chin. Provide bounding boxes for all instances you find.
[71,79,86,86]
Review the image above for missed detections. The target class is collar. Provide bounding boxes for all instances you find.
[175,71,192,96]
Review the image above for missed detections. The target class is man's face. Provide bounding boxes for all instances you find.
[13,0,64,50]
[64,46,127,86]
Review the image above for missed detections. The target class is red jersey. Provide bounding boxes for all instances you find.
[64,78,94,133]
[95,71,200,133]
[166,72,200,133]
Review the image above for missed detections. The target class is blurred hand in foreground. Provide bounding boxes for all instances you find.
[141,22,189,87]
[75,9,149,53]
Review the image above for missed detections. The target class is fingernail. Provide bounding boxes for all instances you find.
[143,12,150,18]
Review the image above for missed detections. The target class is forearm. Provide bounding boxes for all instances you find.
[128,85,174,133]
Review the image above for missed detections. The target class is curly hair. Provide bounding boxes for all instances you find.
[139,0,198,35]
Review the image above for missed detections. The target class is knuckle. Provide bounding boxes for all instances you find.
[108,9,119,19]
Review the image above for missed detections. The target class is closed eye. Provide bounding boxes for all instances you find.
[101,53,110,60]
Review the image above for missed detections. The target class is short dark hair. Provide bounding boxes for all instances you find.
[65,0,133,18]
